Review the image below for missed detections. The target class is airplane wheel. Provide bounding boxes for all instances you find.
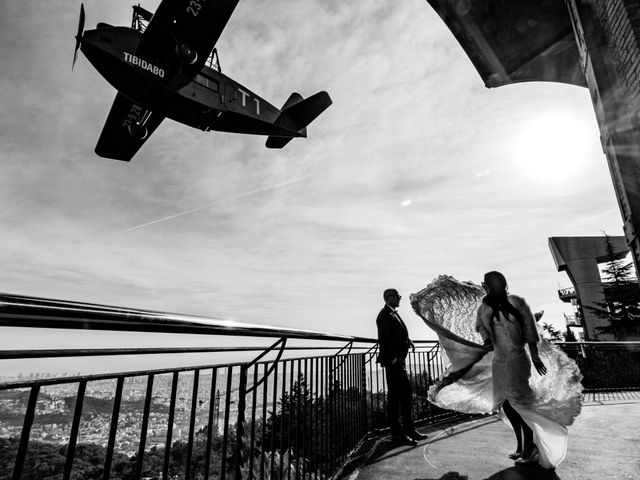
[127,122,148,140]
[176,42,198,65]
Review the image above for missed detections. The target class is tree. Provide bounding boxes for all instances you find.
[540,322,565,342]
[587,233,640,339]
[262,373,364,478]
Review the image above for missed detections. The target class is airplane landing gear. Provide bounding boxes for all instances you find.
[127,122,148,140]
[176,42,198,65]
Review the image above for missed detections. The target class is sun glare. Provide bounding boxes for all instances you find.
[509,110,598,182]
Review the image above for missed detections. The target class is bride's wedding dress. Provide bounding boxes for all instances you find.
[410,275,583,469]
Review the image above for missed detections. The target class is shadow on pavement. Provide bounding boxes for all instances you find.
[414,473,470,480]
[414,464,561,480]
[484,465,561,480]
[362,437,423,466]
[361,418,498,469]
[338,437,419,478]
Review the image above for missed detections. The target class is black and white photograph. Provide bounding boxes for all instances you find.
[1,1,639,479]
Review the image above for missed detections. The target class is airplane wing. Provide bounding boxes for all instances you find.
[135,0,240,86]
[95,92,164,161]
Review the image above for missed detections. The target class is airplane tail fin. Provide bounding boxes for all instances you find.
[281,92,305,111]
[266,91,332,149]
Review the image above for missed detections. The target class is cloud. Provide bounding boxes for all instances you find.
[0,0,624,348]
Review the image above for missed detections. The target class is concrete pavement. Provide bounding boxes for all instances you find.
[343,392,640,480]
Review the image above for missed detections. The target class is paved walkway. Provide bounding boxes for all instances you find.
[345,392,640,480]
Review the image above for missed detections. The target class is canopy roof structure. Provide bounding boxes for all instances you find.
[428,0,587,88]
[549,236,629,273]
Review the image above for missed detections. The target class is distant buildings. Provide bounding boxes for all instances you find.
[549,236,640,341]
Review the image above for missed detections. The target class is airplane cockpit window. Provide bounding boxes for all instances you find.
[195,75,219,93]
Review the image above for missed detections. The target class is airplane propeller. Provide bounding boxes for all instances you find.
[72,3,85,70]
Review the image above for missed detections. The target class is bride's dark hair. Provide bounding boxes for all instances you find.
[482,271,522,323]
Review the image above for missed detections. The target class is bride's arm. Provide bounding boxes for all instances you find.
[475,307,493,349]
[514,295,540,344]
[514,295,548,375]
[528,341,547,375]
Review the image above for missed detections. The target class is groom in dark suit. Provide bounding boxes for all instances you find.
[376,288,427,445]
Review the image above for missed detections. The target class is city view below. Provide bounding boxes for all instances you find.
[0,373,235,456]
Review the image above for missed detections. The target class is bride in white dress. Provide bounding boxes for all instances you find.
[410,274,583,469]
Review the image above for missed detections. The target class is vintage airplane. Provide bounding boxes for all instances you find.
[73,1,332,161]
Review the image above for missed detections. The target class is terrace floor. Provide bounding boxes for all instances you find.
[342,391,640,480]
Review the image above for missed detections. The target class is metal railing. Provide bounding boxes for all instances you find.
[0,294,457,480]
[557,287,577,302]
[563,313,581,327]
[131,5,151,33]
[556,341,640,391]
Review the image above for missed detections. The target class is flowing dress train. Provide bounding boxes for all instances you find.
[410,275,583,469]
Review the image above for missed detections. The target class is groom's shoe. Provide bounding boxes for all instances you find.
[391,434,418,446]
[407,430,428,441]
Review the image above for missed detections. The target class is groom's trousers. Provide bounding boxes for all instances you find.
[384,362,414,435]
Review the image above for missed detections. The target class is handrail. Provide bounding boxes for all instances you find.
[0,345,375,360]
[555,341,640,345]
[558,287,576,295]
[0,293,380,342]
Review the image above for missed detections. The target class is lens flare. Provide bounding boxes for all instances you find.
[509,110,598,182]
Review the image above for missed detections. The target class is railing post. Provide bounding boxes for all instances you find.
[360,353,368,435]
[234,364,248,480]
[12,385,40,480]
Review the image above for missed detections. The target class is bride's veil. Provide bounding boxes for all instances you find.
[410,275,495,412]
[410,274,485,343]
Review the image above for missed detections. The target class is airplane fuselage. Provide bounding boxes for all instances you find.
[80,26,303,138]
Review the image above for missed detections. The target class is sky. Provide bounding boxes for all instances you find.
[0,0,623,355]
